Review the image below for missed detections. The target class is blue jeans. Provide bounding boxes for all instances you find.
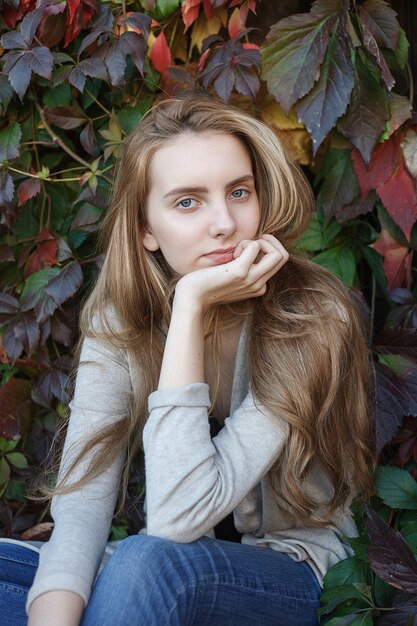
[0,536,321,625]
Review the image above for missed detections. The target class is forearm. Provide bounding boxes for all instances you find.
[158,288,205,390]
[28,590,84,626]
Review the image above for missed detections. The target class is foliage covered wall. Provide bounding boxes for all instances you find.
[1,0,417,621]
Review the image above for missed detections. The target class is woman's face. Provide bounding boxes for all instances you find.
[142,131,261,277]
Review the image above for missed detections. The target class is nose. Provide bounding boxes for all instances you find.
[208,199,237,239]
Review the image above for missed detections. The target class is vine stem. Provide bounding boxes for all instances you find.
[35,104,92,169]
[8,167,82,183]
[407,62,414,106]
[85,88,112,116]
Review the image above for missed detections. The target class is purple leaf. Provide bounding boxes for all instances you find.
[336,190,377,223]
[233,66,259,100]
[261,12,336,113]
[360,7,395,91]
[78,28,110,58]
[13,312,40,356]
[45,261,83,306]
[125,12,151,39]
[366,505,417,593]
[361,0,400,50]
[1,31,26,50]
[20,8,45,47]
[0,292,20,316]
[45,106,86,130]
[51,314,74,348]
[78,58,108,81]
[25,46,54,80]
[104,41,127,87]
[37,356,72,406]
[375,362,409,453]
[213,66,234,101]
[296,23,354,152]
[2,326,24,362]
[119,32,147,75]
[34,293,57,325]
[7,55,31,101]
[390,289,414,305]
[376,605,417,625]
[374,329,417,361]
[80,124,96,157]
[68,67,86,93]
[0,172,14,210]
[337,51,390,165]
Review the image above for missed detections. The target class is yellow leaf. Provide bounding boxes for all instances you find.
[260,98,304,131]
[276,129,312,166]
[190,8,227,52]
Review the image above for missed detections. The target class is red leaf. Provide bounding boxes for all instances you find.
[377,160,417,241]
[351,132,403,197]
[181,0,201,30]
[2,0,35,29]
[371,229,411,290]
[64,0,96,47]
[228,7,245,39]
[24,238,58,278]
[17,178,41,206]
[66,0,81,25]
[0,379,32,440]
[38,13,67,48]
[202,0,213,20]
[151,31,172,74]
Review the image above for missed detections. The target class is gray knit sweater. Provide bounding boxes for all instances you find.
[26,319,356,612]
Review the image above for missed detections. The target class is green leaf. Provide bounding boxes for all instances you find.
[21,268,61,308]
[296,211,341,252]
[0,457,11,486]
[4,478,26,503]
[6,451,28,469]
[157,0,179,18]
[361,245,389,299]
[109,524,129,541]
[324,556,369,589]
[394,27,409,70]
[295,21,354,152]
[316,148,359,221]
[0,122,22,162]
[261,11,336,113]
[118,105,145,134]
[319,583,372,617]
[314,244,357,285]
[43,83,72,108]
[0,437,19,453]
[375,466,417,509]
[0,74,14,114]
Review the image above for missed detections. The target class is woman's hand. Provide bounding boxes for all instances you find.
[175,234,288,312]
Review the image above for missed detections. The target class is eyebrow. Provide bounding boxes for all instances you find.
[163,175,255,199]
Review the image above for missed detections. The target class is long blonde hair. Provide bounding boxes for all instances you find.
[53,97,374,524]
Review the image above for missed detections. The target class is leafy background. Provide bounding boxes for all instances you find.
[0,0,417,621]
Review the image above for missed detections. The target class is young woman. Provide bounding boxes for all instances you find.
[0,97,374,626]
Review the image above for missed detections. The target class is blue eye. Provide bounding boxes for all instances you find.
[177,198,196,209]
[230,189,248,199]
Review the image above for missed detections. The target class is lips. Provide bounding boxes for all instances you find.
[203,247,235,264]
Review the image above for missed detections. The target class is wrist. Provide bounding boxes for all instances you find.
[173,278,207,316]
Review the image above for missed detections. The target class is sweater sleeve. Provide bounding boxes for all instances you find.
[26,334,132,613]
[143,383,288,543]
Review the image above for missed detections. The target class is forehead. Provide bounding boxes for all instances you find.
[148,131,253,187]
